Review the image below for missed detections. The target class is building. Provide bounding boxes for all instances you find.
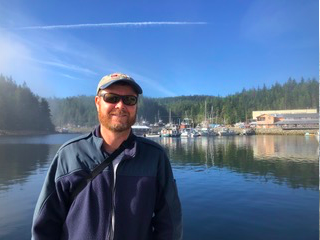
[256,112,319,130]
[252,109,317,120]
[275,113,319,130]
[256,114,281,128]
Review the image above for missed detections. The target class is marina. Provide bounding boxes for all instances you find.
[0,2,318,239]
[130,108,319,138]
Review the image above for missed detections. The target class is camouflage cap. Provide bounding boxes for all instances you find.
[96,73,143,95]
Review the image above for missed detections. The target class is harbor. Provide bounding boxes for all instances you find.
[133,124,319,137]
[131,108,319,138]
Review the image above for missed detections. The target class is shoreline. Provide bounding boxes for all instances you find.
[230,127,319,136]
[0,127,318,136]
[0,130,57,136]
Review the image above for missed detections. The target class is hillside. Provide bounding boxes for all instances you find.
[48,77,319,127]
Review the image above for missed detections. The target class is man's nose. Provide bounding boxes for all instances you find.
[114,99,126,108]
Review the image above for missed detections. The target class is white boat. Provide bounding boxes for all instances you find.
[181,130,191,138]
[132,125,150,137]
[146,133,161,138]
[180,128,200,138]
[241,128,255,136]
[160,128,170,137]
[218,128,237,136]
[191,130,201,138]
[160,125,181,137]
[199,127,209,136]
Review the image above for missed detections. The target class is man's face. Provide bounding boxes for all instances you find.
[95,84,137,133]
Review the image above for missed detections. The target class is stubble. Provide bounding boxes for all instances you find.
[98,108,136,133]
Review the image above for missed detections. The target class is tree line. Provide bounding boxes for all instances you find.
[0,75,55,132]
[0,75,318,132]
[48,77,319,127]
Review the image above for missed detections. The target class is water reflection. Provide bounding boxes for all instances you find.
[0,134,317,191]
[252,135,319,161]
[153,136,319,190]
[0,144,51,191]
[0,133,81,191]
[0,134,318,240]
[0,134,80,240]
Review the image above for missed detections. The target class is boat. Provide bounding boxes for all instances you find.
[241,128,255,136]
[145,133,161,138]
[191,130,201,138]
[180,128,201,138]
[218,128,237,136]
[199,127,209,136]
[132,125,150,137]
[160,128,170,137]
[180,118,193,130]
[160,125,181,137]
[181,129,191,138]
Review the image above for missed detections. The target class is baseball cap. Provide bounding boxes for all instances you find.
[96,73,143,95]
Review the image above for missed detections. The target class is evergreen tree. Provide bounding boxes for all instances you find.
[46,77,319,127]
[0,75,55,132]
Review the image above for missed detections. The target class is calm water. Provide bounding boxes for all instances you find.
[0,134,318,240]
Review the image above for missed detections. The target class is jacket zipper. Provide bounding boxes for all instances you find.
[110,180,116,239]
[106,163,115,240]
[109,158,124,240]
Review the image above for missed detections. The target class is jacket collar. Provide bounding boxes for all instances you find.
[93,125,137,159]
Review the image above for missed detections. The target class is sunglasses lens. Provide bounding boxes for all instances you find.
[123,96,137,106]
[102,93,137,106]
[103,94,120,104]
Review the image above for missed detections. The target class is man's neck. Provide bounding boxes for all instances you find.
[100,126,131,153]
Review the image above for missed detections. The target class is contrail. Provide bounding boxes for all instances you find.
[15,21,207,30]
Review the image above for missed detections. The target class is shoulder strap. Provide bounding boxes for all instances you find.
[70,133,136,202]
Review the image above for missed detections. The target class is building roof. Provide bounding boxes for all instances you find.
[252,109,318,119]
[275,119,319,125]
[277,113,319,119]
[257,114,277,118]
[258,113,319,119]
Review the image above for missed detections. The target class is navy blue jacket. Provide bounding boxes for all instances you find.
[32,129,182,240]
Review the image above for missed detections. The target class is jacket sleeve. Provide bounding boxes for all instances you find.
[152,151,183,240]
[31,153,71,240]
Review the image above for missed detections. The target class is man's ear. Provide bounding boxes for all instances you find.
[95,96,100,111]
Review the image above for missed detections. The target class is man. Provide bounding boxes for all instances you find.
[32,73,182,240]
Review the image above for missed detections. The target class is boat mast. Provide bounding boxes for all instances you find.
[204,100,207,122]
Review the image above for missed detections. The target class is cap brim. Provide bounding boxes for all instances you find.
[98,79,143,94]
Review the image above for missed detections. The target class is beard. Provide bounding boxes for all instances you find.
[98,108,136,133]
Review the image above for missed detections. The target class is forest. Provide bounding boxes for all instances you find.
[48,77,319,127]
[0,75,55,132]
[0,75,318,131]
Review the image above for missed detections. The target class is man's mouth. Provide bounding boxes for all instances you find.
[109,109,130,119]
[111,114,127,117]
[110,112,128,117]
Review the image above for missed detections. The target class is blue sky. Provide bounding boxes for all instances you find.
[0,0,318,98]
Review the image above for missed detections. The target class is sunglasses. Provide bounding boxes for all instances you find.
[99,92,138,106]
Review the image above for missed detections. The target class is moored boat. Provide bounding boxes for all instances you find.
[146,133,161,138]
[181,129,191,138]
[218,128,237,136]
[241,128,255,136]
[191,130,201,138]
[132,125,150,137]
[160,125,181,137]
